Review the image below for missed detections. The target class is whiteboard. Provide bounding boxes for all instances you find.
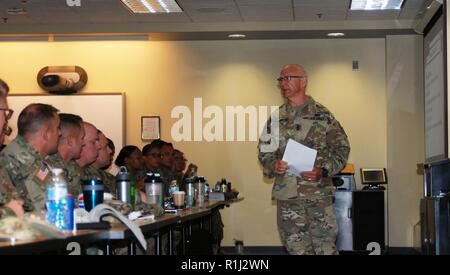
[424,13,447,162]
[6,93,125,160]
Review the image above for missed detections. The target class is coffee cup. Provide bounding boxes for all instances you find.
[173,191,186,209]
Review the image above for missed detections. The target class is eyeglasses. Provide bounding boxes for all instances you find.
[161,152,175,157]
[277,75,306,82]
[3,126,11,136]
[0,108,13,120]
[149,153,163,158]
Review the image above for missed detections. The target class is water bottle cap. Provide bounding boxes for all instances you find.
[117,166,131,181]
[51,168,64,175]
[196,176,206,183]
[144,172,162,183]
[116,172,131,181]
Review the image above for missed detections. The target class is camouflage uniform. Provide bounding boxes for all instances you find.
[66,161,83,197]
[158,166,174,196]
[0,135,53,212]
[0,207,15,219]
[83,165,116,194]
[258,96,350,255]
[100,170,117,195]
[46,154,83,197]
[0,168,20,218]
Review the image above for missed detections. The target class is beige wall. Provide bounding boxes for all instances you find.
[0,38,401,246]
[386,35,424,247]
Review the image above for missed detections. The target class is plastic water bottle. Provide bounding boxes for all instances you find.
[46,168,69,231]
[169,180,179,196]
[130,182,136,209]
[116,166,132,204]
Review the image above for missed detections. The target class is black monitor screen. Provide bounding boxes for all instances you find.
[361,169,387,185]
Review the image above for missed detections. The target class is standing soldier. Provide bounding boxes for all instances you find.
[258,64,350,255]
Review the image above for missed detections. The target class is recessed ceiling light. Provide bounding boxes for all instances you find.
[327,32,345,37]
[120,0,182,14]
[350,0,404,10]
[228,34,246,38]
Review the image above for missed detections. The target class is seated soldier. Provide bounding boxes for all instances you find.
[46,113,85,197]
[84,131,116,194]
[142,142,162,173]
[0,103,60,212]
[104,137,119,176]
[71,121,101,196]
[173,149,198,190]
[115,145,145,190]
[0,78,24,218]
[149,140,176,195]
[173,149,187,181]
[106,138,115,168]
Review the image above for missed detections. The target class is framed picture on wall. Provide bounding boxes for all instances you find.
[141,116,160,141]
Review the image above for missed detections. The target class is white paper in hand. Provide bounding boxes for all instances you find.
[282,139,317,176]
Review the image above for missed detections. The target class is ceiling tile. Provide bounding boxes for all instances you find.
[347,10,401,20]
[0,0,425,30]
[236,0,293,21]
[177,0,242,22]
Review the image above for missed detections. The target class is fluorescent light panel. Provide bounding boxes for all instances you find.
[350,0,404,10]
[120,0,182,14]
[228,34,246,38]
[327,32,345,37]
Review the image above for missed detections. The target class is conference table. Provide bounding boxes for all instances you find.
[0,198,243,255]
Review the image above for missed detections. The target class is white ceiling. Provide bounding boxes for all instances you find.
[0,0,435,38]
[0,0,433,24]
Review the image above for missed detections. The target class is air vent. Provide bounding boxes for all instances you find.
[196,8,225,13]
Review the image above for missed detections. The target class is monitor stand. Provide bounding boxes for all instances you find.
[362,184,386,191]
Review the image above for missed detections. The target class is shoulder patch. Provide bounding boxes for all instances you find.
[35,166,49,182]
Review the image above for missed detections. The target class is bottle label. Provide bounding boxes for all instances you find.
[47,187,56,201]
[46,198,70,231]
[169,186,179,195]
[55,186,68,200]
